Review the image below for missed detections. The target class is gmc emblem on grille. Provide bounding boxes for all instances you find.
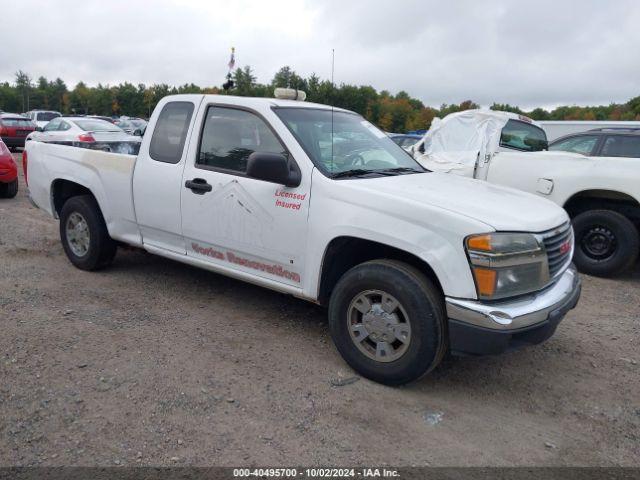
[559,240,571,255]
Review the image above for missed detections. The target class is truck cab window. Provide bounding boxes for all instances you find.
[197,106,285,173]
[149,101,194,164]
[500,119,548,152]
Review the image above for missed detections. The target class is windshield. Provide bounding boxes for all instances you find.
[500,119,548,152]
[74,119,122,132]
[274,108,424,177]
[36,112,60,122]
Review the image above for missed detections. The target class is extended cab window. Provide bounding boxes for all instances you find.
[549,135,599,155]
[197,107,285,173]
[601,135,640,158]
[149,101,194,164]
[500,119,548,152]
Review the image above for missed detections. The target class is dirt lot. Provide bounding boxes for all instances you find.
[1,152,639,467]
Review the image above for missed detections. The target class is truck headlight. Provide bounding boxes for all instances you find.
[465,233,549,300]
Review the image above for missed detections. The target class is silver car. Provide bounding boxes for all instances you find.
[27,117,141,154]
[116,118,147,135]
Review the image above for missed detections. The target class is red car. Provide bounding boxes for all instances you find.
[0,138,18,198]
[0,113,36,151]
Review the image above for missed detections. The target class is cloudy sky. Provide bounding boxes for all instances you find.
[1,0,639,109]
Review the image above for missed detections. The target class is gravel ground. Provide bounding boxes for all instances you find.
[1,153,639,467]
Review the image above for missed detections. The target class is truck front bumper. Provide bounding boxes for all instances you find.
[445,265,581,356]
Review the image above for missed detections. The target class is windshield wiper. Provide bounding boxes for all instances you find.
[331,169,379,179]
[331,167,425,179]
[377,167,424,174]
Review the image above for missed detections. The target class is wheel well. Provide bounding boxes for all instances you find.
[51,180,94,217]
[317,236,443,306]
[564,190,640,223]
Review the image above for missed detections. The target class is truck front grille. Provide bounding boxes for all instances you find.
[541,222,574,278]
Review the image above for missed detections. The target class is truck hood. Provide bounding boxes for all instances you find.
[346,172,568,232]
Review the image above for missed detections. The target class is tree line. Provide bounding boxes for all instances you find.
[2,68,639,132]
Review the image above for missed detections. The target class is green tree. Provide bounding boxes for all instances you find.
[15,70,32,112]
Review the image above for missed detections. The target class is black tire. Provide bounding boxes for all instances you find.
[59,195,117,271]
[572,209,639,277]
[0,179,18,198]
[328,259,447,386]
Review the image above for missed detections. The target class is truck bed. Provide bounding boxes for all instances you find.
[27,141,142,246]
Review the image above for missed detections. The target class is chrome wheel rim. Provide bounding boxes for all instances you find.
[66,212,90,257]
[347,290,411,363]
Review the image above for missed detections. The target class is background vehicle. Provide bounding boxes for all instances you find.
[25,94,579,385]
[0,139,18,198]
[550,128,640,157]
[88,115,118,124]
[116,118,148,135]
[413,110,640,277]
[0,113,36,151]
[390,133,422,152]
[26,110,61,130]
[539,120,640,141]
[27,116,141,154]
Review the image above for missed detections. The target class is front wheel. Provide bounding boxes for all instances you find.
[328,260,447,386]
[572,209,639,277]
[60,195,117,271]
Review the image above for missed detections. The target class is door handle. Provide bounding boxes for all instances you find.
[185,178,212,194]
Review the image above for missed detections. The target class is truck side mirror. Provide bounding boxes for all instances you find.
[246,152,301,187]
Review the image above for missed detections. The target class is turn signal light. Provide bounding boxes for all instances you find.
[472,267,497,296]
[467,234,492,251]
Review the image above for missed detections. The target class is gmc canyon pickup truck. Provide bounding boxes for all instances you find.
[24,94,581,385]
[413,109,640,277]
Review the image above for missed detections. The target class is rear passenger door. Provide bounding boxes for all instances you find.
[180,104,310,289]
[132,96,202,253]
[598,135,640,159]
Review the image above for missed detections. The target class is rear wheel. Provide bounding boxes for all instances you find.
[0,179,18,198]
[328,260,447,386]
[60,195,117,270]
[572,209,639,277]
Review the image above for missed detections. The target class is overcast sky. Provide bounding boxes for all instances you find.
[1,0,639,109]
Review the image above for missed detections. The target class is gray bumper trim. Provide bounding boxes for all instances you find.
[445,265,580,331]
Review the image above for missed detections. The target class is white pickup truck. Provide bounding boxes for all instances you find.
[24,94,580,385]
[413,110,640,277]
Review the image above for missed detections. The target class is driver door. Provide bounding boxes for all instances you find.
[180,104,311,289]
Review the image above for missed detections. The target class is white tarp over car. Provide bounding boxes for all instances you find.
[414,109,510,176]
